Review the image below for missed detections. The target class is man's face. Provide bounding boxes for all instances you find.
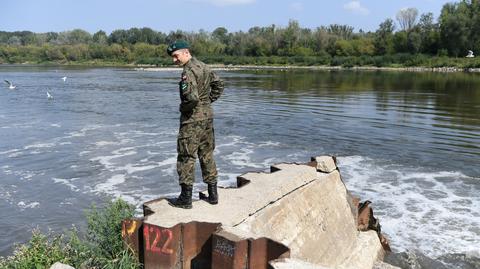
[171,49,190,66]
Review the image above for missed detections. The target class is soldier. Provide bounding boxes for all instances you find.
[166,40,224,209]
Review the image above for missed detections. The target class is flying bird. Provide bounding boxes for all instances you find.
[4,80,16,89]
[61,76,67,82]
[47,90,53,100]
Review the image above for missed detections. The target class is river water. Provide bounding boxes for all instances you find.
[0,66,479,267]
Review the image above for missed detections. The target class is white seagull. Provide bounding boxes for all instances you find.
[61,76,67,82]
[4,80,16,89]
[47,90,53,100]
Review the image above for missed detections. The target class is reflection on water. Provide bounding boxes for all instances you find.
[226,70,479,176]
[0,66,479,267]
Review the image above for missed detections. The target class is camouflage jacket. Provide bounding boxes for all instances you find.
[178,57,224,124]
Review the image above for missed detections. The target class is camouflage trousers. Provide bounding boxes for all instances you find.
[177,119,218,186]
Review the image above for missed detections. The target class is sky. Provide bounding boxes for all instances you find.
[2,0,454,34]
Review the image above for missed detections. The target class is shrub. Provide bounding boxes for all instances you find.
[0,199,140,269]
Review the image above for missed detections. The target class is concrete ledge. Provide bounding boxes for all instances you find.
[143,163,319,228]
[125,156,388,268]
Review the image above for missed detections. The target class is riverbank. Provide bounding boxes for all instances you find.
[2,53,480,73]
[3,61,480,73]
[135,64,480,73]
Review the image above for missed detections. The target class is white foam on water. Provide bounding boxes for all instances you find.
[94,174,126,194]
[119,163,157,174]
[1,167,38,181]
[0,185,16,204]
[215,135,245,149]
[260,157,282,168]
[79,150,91,156]
[0,149,21,155]
[129,130,162,136]
[337,155,480,258]
[1,166,13,175]
[157,156,177,167]
[217,136,279,169]
[94,138,132,147]
[17,201,40,210]
[95,141,119,147]
[20,171,35,180]
[257,141,281,147]
[217,172,240,187]
[52,177,79,192]
[221,148,264,168]
[8,152,23,158]
[89,147,137,171]
[150,140,176,148]
[65,124,104,138]
[50,124,61,128]
[24,142,55,150]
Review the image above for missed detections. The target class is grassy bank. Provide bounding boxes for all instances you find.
[0,199,141,269]
[2,50,480,70]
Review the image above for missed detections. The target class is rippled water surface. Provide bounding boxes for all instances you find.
[0,66,479,266]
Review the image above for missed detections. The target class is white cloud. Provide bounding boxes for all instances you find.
[343,1,370,16]
[189,0,256,6]
[290,2,304,11]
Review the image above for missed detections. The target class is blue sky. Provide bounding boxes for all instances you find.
[2,0,453,34]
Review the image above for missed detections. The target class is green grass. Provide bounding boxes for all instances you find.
[0,199,141,269]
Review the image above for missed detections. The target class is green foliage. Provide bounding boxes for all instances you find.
[97,250,141,269]
[374,19,395,55]
[0,199,140,269]
[0,1,478,66]
[85,199,135,259]
[0,230,70,269]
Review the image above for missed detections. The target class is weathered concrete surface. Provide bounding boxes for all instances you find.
[142,157,385,268]
[270,258,331,269]
[312,156,337,173]
[373,261,402,269]
[232,167,382,269]
[144,163,318,227]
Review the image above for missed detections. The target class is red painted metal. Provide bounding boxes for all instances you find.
[121,218,144,261]
[248,237,290,269]
[182,222,221,269]
[143,223,182,269]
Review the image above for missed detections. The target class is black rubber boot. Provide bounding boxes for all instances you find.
[207,183,218,205]
[168,184,193,209]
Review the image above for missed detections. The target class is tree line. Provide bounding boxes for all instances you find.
[1,0,479,67]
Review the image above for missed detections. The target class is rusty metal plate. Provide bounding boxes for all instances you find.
[248,237,290,269]
[143,223,182,269]
[183,222,221,269]
[122,218,144,261]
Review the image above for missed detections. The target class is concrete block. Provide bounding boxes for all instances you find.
[312,156,337,173]
[270,258,331,269]
[139,160,385,269]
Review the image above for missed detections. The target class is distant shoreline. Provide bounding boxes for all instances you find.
[135,64,480,73]
[2,63,480,73]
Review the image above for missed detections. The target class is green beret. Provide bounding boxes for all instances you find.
[167,40,190,56]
